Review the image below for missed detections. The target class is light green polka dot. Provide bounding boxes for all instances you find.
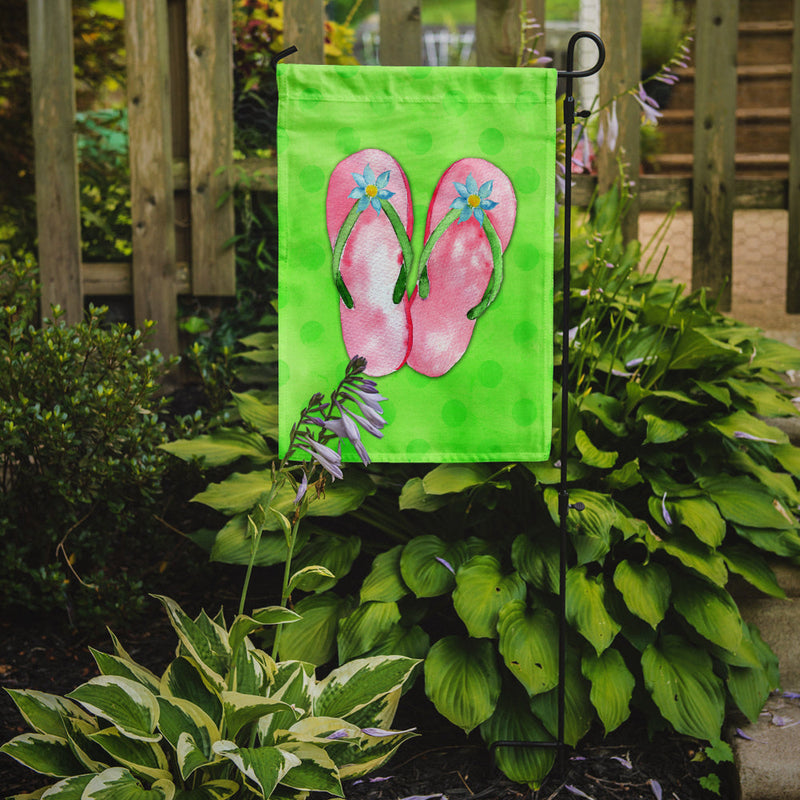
[516,243,541,272]
[380,399,397,426]
[515,91,539,113]
[300,320,324,344]
[301,87,323,108]
[443,89,468,116]
[408,66,432,80]
[303,241,327,272]
[479,128,504,155]
[478,67,502,81]
[407,438,430,455]
[335,65,359,78]
[478,359,503,388]
[512,398,537,426]
[277,286,291,309]
[335,127,360,153]
[442,399,468,428]
[408,129,433,155]
[279,359,290,386]
[514,320,537,347]
[299,165,325,193]
[516,166,541,194]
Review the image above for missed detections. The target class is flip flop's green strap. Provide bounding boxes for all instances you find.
[331,201,414,308]
[380,198,414,304]
[467,215,504,320]
[417,209,460,299]
[331,203,361,308]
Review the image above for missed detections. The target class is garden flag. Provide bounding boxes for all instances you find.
[277,63,557,462]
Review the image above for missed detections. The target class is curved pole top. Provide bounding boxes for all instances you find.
[557,31,605,80]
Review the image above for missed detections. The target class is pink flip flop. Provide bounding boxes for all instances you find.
[406,158,516,378]
[326,149,413,377]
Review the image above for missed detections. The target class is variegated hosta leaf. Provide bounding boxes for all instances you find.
[496,601,559,697]
[39,773,94,798]
[67,676,161,742]
[452,556,526,639]
[61,716,107,773]
[81,767,175,799]
[671,574,743,653]
[313,656,420,721]
[90,649,161,694]
[641,634,725,741]
[171,779,240,800]
[156,696,219,778]
[155,596,231,690]
[337,601,401,663]
[528,649,594,747]
[399,535,469,598]
[612,560,670,629]
[258,662,315,745]
[275,741,344,796]
[88,727,171,782]
[228,610,299,658]
[581,649,635,735]
[4,689,93,737]
[424,636,501,734]
[160,657,222,728]
[230,641,275,696]
[0,733,85,777]
[221,691,299,740]
[212,741,300,798]
[480,681,555,790]
[565,566,621,655]
[360,545,409,603]
[277,592,353,666]
[335,726,418,780]
[282,716,363,747]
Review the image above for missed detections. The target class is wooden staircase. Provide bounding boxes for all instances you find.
[652,0,794,177]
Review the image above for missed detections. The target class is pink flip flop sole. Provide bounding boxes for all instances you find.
[326,149,413,377]
[407,158,516,378]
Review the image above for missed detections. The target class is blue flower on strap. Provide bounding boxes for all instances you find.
[450,173,498,225]
[349,164,395,215]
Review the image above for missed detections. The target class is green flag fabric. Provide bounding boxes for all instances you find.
[278,63,556,462]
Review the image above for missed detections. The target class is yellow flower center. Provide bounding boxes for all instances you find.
[467,193,481,208]
[365,184,378,198]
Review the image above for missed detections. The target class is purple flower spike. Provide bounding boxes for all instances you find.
[435,556,455,574]
[326,729,351,740]
[611,755,632,769]
[565,786,595,799]
[736,727,755,741]
[661,492,673,526]
[294,471,308,504]
[649,779,663,800]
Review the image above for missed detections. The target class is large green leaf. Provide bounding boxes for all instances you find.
[276,741,343,796]
[575,430,618,468]
[700,475,797,529]
[581,649,634,735]
[644,527,728,586]
[709,409,788,445]
[511,534,559,594]
[4,690,93,738]
[544,488,617,565]
[212,741,299,797]
[361,624,430,661]
[721,543,786,598]
[337,601,402,662]
[643,414,687,445]
[421,463,493,495]
[0,733,85,777]
[424,637,501,734]
[724,378,799,418]
[497,601,558,696]
[360,546,409,603]
[479,681,555,790]
[173,780,239,800]
[160,428,272,467]
[612,560,670,629]
[67,677,160,742]
[277,593,352,665]
[672,575,743,652]
[88,728,170,782]
[668,497,726,547]
[398,477,450,511]
[399,536,468,598]
[733,524,800,558]
[606,458,644,491]
[82,768,174,800]
[208,515,305,567]
[641,634,725,741]
[668,328,743,371]
[291,535,360,593]
[772,443,800,478]
[452,556,526,639]
[566,566,621,655]
[579,392,627,436]
[231,391,279,438]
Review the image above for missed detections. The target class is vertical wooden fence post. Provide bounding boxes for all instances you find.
[598,0,641,244]
[379,0,421,66]
[475,0,538,68]
[283,0,325,64]
[692,0,738,311]
[187,0,235,295]
[28,0,83,324]
[126,0,178,355]
[787,0,800,313]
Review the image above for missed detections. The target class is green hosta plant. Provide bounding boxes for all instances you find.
[280,187,800,788]
[1,595,419,800]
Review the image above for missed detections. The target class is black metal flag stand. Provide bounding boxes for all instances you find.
[273,30,606,779]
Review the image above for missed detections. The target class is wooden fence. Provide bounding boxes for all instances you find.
[27,0,800,355]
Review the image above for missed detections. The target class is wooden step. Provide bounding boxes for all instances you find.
[738,0,794,22]
[658,107,791,155]
[649,152,789,178]
[737,20,794,66]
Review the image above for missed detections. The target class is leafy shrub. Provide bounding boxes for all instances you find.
[0,253,174,622]
[172,186,800,788]
[1,595,419,798]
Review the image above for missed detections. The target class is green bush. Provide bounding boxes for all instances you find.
[0,253,174,623]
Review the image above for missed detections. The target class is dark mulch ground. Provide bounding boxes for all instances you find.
[0,577,733,800]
